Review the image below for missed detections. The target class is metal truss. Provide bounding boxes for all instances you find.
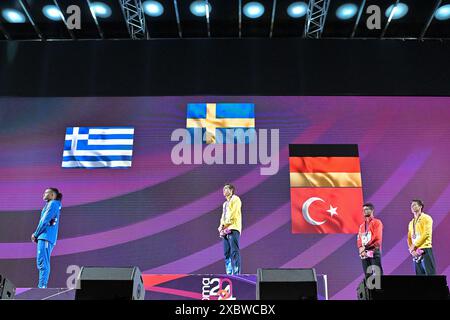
[303,0,331,39]
[119,0,148,39]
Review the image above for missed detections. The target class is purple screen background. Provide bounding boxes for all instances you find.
[0,96,449,300]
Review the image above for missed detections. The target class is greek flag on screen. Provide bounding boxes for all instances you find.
[62,127,134,168]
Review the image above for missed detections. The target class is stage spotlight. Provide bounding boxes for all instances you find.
[385,3,408,20]
[287,2,308,18]
[435,4,450,21]
[243,2,265,19]
[143,1,164,17]
[42,5,63,21]
[336,3,358,20]
[189,1,212,17]
[2,9,26,23]
[90,2,112,19]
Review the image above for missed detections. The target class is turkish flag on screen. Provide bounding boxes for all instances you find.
[289,144,364,234]
[290,187,364,233]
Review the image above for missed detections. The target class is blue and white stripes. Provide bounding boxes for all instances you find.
[62,127,134,168]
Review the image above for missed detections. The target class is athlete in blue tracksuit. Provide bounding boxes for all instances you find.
[31,188,62,288]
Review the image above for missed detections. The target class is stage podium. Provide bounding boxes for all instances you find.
[13,273,329,300]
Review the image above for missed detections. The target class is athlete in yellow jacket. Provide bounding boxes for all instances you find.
[407,199,436,275]
[218,183,242,275]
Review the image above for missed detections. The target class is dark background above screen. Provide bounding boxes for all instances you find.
[0,39,449,97]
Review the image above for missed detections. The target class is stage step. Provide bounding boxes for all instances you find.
[14,274,327,300]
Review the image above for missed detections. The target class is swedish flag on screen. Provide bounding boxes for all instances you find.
[62,126,134,168]
[186,103,255,144]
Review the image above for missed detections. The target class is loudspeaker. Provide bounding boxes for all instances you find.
[0,274,16,300]
[257,268,318,300]
[75,266,145,300]
[357,275,449,300]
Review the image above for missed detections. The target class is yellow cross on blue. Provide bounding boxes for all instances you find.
[186,103,255,144]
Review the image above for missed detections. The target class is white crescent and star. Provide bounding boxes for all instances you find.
[301,197,338,226]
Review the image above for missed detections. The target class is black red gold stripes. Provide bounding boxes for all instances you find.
[289,145,361,188]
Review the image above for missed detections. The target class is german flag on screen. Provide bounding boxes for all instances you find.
[289,144,364,234]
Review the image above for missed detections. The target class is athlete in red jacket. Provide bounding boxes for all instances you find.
[357,203,383,277]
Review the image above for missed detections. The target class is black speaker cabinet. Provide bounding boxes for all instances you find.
[75,266,145,300]
[357,275,449,300]
[257,268,318,300]
[0,274,16,300]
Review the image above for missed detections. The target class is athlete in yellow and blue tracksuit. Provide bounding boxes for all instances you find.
[407,199,436,275]
[218,184,242,275]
